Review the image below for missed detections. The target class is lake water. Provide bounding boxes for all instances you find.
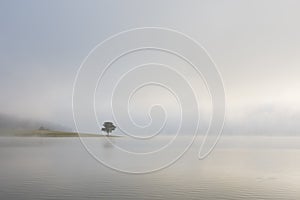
[0,136,300,200]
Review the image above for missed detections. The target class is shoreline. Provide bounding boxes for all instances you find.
[1,130,122,138]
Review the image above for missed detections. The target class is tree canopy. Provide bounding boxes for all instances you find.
[101,122,116,136]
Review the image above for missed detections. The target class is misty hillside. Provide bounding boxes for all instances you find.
[0,113,71,134]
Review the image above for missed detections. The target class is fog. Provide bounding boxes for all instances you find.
[1,0,299,135]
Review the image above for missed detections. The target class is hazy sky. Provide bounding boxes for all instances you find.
[1,0,300,135]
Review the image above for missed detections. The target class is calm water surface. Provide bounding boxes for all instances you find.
[0,136,300,200]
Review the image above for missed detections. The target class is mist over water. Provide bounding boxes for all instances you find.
[1,1,300,199]
[0,136,300,200]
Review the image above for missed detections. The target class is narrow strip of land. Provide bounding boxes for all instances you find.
[12,130,120,137]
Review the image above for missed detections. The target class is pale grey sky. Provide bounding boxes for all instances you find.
[1,0,300,135]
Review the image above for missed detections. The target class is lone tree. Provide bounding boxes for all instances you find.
[101,122,116,136]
